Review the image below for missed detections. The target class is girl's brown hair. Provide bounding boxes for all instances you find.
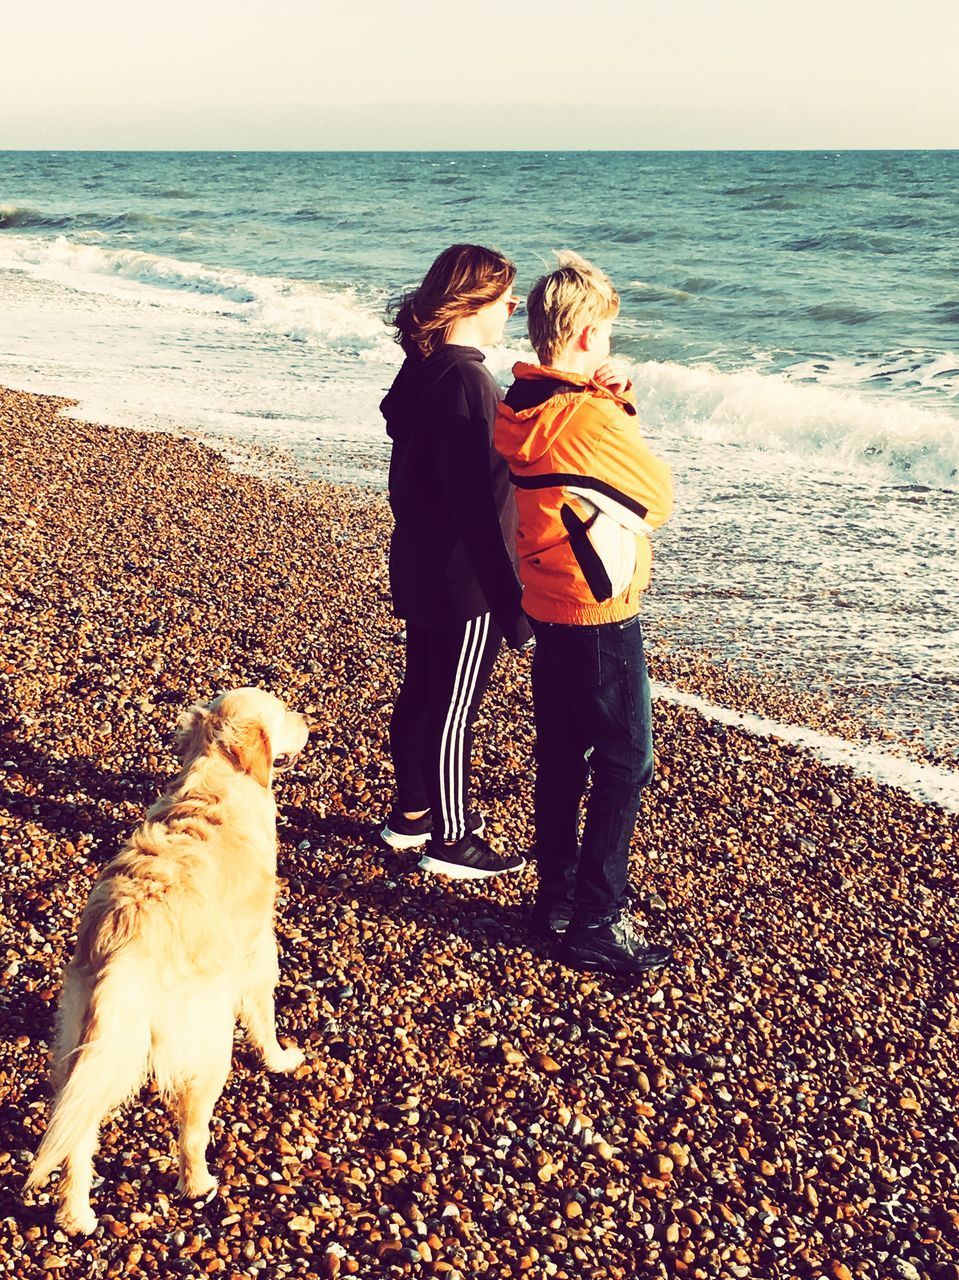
[390,244,516,359]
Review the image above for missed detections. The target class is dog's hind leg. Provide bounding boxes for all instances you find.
[174,1036,232,1200]
[46,979,101,1233]
[29,969,151,1236]
[239,931,303,1073]
[176,1073,226,1199]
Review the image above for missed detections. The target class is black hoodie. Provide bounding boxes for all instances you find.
[381,345,530,647]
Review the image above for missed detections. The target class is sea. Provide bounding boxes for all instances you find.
[1,151,957,794]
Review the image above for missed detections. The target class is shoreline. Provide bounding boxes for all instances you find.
[8,375,957,780]
[2,384,958,1279]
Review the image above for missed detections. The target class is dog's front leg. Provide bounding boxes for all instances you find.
[239,932,304,1073]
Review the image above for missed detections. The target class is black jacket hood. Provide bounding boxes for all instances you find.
[381,345,486,442]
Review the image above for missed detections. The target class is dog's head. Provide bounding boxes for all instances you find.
[175,687,309,788]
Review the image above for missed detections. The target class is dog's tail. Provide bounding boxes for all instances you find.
[26,964,151,1189]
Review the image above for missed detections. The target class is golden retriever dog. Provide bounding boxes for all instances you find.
[26,687,309,1235]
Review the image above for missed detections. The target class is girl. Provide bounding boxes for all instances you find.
[380,244,530,879]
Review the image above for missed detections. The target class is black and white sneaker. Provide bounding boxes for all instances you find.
[380,808,432,850]
[418,833,525,881]
[380,807,485,851]
[561,909,671,977]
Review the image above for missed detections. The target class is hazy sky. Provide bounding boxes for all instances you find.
[3,0,957,149]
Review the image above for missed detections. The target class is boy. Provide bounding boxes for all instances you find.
[494,251,674,978]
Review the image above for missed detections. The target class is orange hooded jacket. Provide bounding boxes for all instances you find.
[494,362,673,626]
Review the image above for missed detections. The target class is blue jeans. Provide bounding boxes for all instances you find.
[529,614,654,924]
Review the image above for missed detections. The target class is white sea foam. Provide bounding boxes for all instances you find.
[0,233,259,305]
[485,341,535,380]
[4,231,959,493]
[781,350,959,399]
[652,682,959,814]
[0,233,397,361]
[631,358,959,490]
[255,288,394,359]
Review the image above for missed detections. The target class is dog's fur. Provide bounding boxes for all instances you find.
[26,687,309,1235]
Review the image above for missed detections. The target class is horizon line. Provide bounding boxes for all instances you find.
[2,146,958,154]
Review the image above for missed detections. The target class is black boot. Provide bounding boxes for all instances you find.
[561,909,671,977]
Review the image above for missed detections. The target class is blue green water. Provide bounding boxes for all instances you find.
[1,151,957,762]
[2,150,958,379]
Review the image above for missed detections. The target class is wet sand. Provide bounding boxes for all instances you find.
[2,386,957,1280]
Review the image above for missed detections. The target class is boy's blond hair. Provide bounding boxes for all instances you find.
[526,250,620,365]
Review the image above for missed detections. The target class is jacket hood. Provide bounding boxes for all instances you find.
[496,362,634,466]
[381,345,486,441]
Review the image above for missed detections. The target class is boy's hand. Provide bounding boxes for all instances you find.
[593,362,631,397]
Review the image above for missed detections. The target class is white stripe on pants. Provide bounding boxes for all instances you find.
[437,613,490,842]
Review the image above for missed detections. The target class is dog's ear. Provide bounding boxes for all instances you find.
[231,720,273,788]
[175,704,213,761]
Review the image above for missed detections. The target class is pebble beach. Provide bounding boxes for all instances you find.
[2,384,958,1280]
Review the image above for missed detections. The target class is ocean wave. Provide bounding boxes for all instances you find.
[1,233,260,303]
[484,341,534,383]
[0,205,183,233]
[604,226,657,244]
[256,288,395,358]
[805,302,877,325]
[745,196,803,211]
[785,231,899,255]
[626,280,692,304]
[777,350,959,399]
[0,205,72,231]
[626,276,748,306]
[0,233,397,359]
[99,211,173,229]
[931,300,959,325]
[630,358,959,490]
[874,213,925,229]
[289,208,336,222]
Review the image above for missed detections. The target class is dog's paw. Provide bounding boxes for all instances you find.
[57,1204,98,1236]
[264,1044,305,1073]
[177,1171,218,1200]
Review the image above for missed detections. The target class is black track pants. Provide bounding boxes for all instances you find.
[389,615,502,843]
